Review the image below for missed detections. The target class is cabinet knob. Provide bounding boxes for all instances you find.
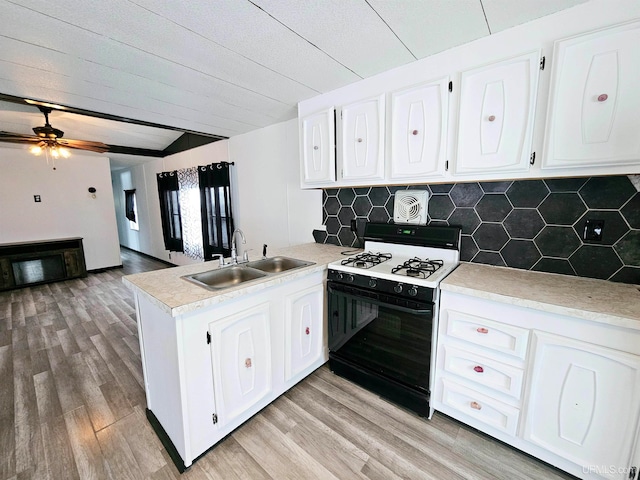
[597,93,608,102]
[305,327,310,335]
[488,115,496,122]
[470,401,482,410]
[245,358,252,368]
[473,365,484,373]
[313,145,319,150]
[357,138,363,143]
[476,327,489,334]
[412,129,419,135]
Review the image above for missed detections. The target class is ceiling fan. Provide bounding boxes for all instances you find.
[0,106,109,154]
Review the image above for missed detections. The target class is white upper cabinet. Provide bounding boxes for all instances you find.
[339,94,385,181]
[454,51,541,175]
[300,107,336,186]
[543,21,640,169]
[524,331,640,480]
[389,77,449,179]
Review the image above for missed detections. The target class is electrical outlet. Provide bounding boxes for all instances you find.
[350,219,357,233]
[584,219,604,241]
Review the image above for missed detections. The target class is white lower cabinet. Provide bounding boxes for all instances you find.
[208,303,272,430]
[433,290,640,480]
[284,283,324,383]
[135,270,327,470]
[524,332,640,480]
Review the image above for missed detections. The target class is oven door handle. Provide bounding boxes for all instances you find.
[327,284,433,316]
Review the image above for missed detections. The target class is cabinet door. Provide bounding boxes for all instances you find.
[455,51,540,175]
[63,250,82,277]
[340,94,385,181]
[524,332,640,480]
[390,78,449,179]
[209,303,272,429]
[543,21,640,169]
[300,108,336,186]
[284,284,324,382]
[0,258,13,290]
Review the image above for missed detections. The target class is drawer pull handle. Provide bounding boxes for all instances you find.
[305,327,310,335]
[245,358,252,368]
[412,129,419,135]
[470,401,482,410]
[473,365,484,373]
[488,115,496,122]
[597,93,608,102]
[313,145,319,150]
[476,327,489,334]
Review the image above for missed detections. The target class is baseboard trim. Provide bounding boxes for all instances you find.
[120,245,176,267]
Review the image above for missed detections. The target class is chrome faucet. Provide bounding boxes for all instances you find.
[231,228,246,264]
[211,254,225,267]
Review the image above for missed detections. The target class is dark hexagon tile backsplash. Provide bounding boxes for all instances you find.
[319,175,640,284]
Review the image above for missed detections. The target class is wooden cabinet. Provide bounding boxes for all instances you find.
[208,303,272,429]
[284,283,324,383]
[543,21,640,170]
[0,237,87,291]
[389,78,449,179]
[454,51,540,175]
[300,107,336,186]
[339,94,385,181]
[524,332,640,480]
[434,289,640,480]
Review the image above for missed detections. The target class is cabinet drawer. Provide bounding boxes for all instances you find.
[440,378,520,436]
[442,345,524,399]
[444,309,529,359]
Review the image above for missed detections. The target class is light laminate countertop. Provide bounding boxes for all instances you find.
[123,242,348,317]
[441,263,640,330]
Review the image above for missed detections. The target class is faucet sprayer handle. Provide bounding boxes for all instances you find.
[262,244,268,259]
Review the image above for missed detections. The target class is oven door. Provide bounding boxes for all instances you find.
[327,281,434,392]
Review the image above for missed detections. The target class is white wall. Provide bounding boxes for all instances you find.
[0,147,121,270]
[229,118,322,256]
[112,119,322,264]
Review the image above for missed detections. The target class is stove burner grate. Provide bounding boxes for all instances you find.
[341,252,392,269]
[391,257,444,279]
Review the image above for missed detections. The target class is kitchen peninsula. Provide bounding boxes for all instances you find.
[123,242,346,471]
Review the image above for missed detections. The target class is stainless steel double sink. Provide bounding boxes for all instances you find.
[182,256,315,291]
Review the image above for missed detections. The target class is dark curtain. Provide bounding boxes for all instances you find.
[124,189,136,222]
[199,162,234,259]
[156,172,183,252]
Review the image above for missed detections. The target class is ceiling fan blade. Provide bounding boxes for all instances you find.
[0,131,40,143]
[58,138,110,153]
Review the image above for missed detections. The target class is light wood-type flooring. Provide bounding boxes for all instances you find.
[0,248,577,480]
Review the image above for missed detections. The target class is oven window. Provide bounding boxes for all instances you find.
[329,289,432,391]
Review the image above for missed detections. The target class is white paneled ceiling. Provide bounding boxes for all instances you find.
[0,0,588,168]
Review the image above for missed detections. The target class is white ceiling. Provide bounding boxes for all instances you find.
[0,0,588,168]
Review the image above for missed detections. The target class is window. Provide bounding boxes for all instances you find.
[124,189,139,231]
[199,162,234,259]
[156,172,183,252]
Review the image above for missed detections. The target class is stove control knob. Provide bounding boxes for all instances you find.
[337,272,344,280]
[368,278,377,288]
[394,283,403,294]
[346,274,354,283]
[408,286,418,297]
